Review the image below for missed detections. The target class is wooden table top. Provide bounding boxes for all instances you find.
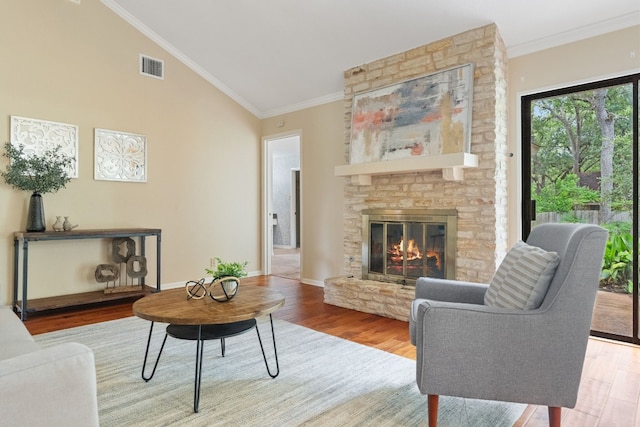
[132,285,285,325]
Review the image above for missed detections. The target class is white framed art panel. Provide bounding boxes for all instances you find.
[94,128,147,182]
[10,116,79,178]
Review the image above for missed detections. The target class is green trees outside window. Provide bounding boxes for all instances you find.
[530,83,635,293]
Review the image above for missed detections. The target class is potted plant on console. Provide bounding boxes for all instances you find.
[205,257,248,302]
[1,142,73,232]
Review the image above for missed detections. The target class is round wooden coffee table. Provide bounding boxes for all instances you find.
[133,285,285,412]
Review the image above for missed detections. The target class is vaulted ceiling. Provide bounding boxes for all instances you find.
[102,0,640,118]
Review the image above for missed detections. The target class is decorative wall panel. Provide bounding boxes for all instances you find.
[94,128,147,182]
[10,116,79,178]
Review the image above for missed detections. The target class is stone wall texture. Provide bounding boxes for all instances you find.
[325,24,509,319]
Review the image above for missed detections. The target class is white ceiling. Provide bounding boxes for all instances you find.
[102,0,640,118]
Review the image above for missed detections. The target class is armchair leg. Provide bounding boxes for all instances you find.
[428,394,439,427]
[548,406,561,427]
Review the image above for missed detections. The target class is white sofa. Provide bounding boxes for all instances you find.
[0,305,99,426]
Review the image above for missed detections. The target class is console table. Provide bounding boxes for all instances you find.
[13,228,161,320]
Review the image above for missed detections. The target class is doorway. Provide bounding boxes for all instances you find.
[521,73,639,343]
[262,133,301,280]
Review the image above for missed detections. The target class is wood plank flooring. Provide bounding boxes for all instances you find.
[23,275,640,426]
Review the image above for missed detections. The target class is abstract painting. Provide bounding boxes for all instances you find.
[94,128,147,182]
[10,116,79,178]
[350,63,473,164]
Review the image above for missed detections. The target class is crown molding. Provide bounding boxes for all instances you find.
[508,12,640,58]
[261,92,344,118]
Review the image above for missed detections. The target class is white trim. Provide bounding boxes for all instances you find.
[290,168,300,248]
[262,137,274,275]
[301,278,324,287]
[515,68,640,99]
[262,92,344,118]
[508,12,640,58]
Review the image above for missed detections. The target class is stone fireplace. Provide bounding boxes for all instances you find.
[324,24,509,322]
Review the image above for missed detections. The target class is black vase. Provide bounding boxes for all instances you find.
[26,192,46,232]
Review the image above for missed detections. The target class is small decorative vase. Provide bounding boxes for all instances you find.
[26,192,46,232]
[52,216,64,232]
[209,276,240,302]
[63,216,78,231]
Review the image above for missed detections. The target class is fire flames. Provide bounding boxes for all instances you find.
[389,238,422,262]
[388,238,440,270]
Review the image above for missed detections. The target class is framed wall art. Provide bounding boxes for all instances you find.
[10,116,79,178]
[94,128,147,182]
[350,63,474,164]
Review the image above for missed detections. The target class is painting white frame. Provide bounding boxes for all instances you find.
[10,116,79,178]
[94,128,147,182]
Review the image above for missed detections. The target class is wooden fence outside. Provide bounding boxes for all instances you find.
[534,211,631,226]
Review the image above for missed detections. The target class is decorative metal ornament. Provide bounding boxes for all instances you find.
[209,276,239,302]
[185,277,240,302]
[185,278,208,300]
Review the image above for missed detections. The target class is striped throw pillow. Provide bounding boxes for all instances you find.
[484,240,560,310]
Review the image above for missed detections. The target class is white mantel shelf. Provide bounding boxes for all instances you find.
[334,152,478,184]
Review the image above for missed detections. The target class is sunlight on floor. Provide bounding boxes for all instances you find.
[272,248,300,280]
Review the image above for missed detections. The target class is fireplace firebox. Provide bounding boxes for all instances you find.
[362,209,456,285]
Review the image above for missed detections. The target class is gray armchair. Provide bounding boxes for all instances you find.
[409,223,608,427]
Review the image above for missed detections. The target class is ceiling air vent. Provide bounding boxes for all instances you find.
[139,54,164,80]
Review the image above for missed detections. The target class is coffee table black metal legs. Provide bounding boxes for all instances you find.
[193,325,204,412]
[141,322,168,381]
[256,314,279,378]
[139,315,280,413]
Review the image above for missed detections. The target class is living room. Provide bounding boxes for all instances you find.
[1,0,640,426]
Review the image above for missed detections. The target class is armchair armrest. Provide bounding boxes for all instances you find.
[415,277,488,305]
[409,278,488,345]
[0,342,99,427]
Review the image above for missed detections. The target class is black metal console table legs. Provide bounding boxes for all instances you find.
[139,315,280,413]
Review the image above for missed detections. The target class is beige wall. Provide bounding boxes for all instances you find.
[262,102,345,285]
[507,25,640,243]
[0,0,262,304]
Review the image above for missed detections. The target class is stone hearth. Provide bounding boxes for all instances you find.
[324,277,414,322]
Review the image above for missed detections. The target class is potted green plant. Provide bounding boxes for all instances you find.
[205,257,248,301]
[205,257,248,279]
[1,142,73,232]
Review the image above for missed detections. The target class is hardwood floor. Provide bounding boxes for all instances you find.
[23,275,640,426]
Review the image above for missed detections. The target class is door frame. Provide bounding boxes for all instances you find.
[521,74,640,344]
[261,131,302,275]
[290,168,300,248]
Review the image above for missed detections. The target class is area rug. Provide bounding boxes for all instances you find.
[35,317,525,426]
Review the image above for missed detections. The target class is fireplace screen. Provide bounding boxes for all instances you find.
[362,209,456,284]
